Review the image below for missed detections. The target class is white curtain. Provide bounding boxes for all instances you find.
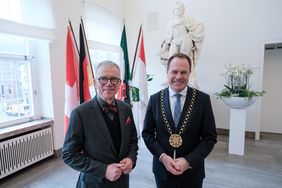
[84,0,122,46]
[0,0,55,29]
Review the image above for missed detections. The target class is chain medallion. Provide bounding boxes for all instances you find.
[160,88,196,148]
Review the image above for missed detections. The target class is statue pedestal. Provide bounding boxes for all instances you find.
[221,97,258,156]
[228,109,246,155]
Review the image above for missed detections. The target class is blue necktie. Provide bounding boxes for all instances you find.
[174,94,181,127]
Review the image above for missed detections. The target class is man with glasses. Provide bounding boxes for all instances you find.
[62,61,138,188]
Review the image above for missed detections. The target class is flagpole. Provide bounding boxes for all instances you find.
[131,24,142,80]
[80,18,95,81]
[68,19,79,54]
[68,19,80,101]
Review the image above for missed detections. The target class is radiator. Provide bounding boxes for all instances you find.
[0,127,54,179]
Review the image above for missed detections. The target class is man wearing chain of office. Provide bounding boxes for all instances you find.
[142,53,217,188]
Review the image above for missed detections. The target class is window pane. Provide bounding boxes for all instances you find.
[89,49,119,68]
[0,57,34,123]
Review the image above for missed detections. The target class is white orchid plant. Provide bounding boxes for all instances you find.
[215,64,266,99]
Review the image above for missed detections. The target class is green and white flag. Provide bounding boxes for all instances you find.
[131,26,148,136]
[117,25,131,104]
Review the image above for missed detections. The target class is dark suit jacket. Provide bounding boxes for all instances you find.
[62,96,138,188]
[142,87,217,183]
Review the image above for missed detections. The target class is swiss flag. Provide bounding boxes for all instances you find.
[64,25,79,134]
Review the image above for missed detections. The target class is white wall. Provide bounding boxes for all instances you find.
[46,0,282,149]
[261,48,282,133]
[123,0,282,136]
[49,0,82,150]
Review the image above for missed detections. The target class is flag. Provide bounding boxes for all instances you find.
[131,26,148,136]
[117,25,131,104]
[79,21,94,104]
[64,24,79,134]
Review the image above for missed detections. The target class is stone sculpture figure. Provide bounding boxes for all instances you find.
[159,1,205,89]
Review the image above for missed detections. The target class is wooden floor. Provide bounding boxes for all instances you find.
[0,133,282,188]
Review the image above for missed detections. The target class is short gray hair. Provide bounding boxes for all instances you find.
[95,61,120,76]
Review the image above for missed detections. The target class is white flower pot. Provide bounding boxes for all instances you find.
[220,96,257,109]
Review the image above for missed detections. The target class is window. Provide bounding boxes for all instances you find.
[89,49,120,66]
[0,0,54,128]
[0,55,35,125]
[0,33,39,128]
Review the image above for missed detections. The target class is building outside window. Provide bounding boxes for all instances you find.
[0,56,34,123]
[0,0,54,128]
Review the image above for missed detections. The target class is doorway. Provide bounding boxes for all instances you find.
[261,43,282,134]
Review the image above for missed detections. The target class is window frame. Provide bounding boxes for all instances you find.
[0,53,40,128]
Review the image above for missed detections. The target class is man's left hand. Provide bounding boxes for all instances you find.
[119,157,133,174]
[174,157,191,173]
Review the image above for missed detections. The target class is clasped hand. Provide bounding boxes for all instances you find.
[161,154,190,175]
[105,157,133,181]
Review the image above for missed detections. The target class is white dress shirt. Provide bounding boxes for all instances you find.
[168,86,187,119]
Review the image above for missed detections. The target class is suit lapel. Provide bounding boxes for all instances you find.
[117,101,126,158]
[179,87,195,132]
[92,97,117,156]
[182,86,193,113]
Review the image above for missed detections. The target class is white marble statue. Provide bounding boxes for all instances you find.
[159,1,205,89]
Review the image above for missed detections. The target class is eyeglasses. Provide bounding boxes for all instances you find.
[98,76,120,85]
